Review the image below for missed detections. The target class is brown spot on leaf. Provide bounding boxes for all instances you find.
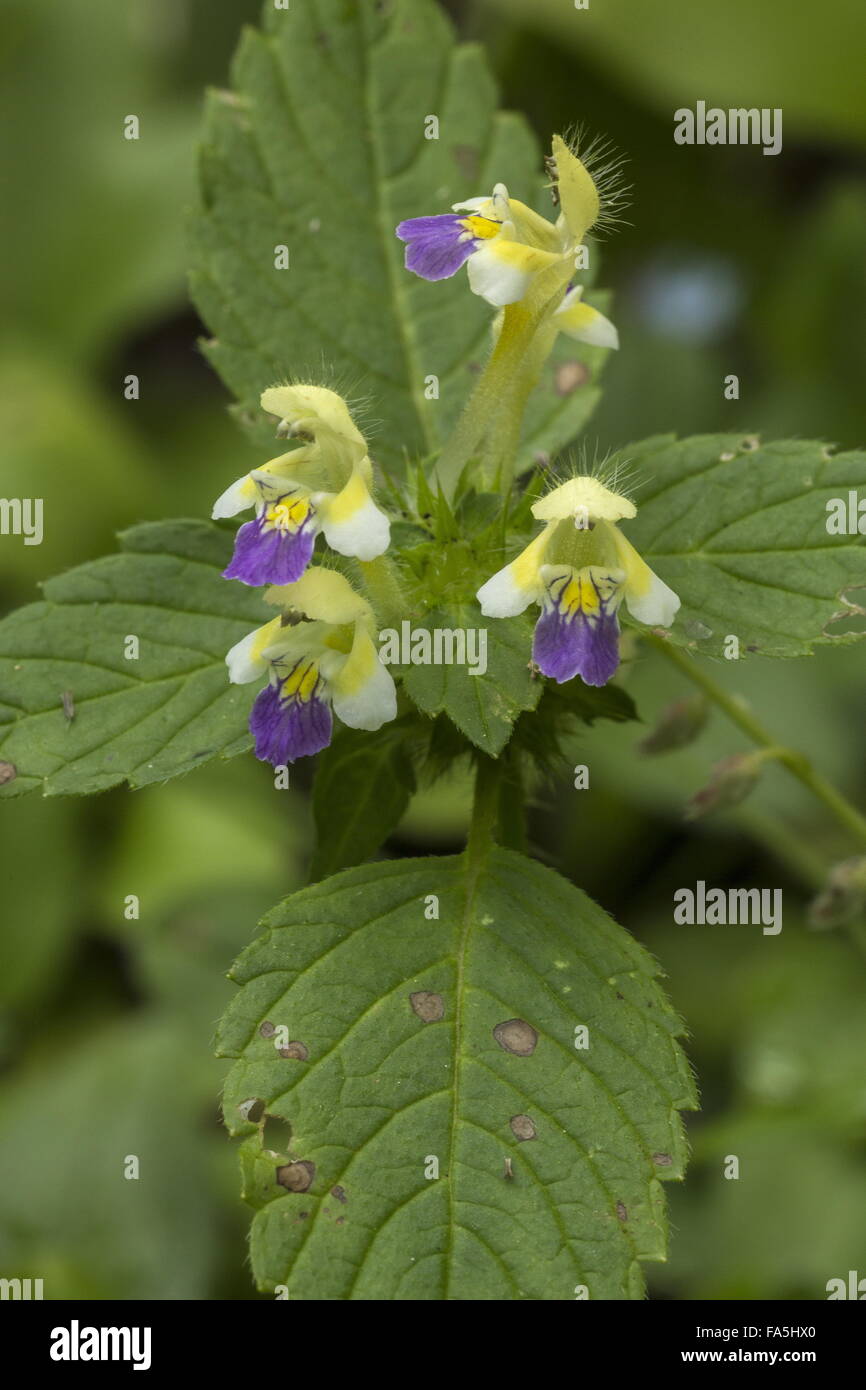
[653,1152,673,1167]
[61,690,75,722]
[0,761,17,786]
[238,1097,265,1124]
[510,1114,537,1142]
[279,1040,309,1061]
[555,361,590,395]
[331,1185,348,1205]
[503,1157,514,1180]
[410,990,445,1022]
[259,1021,276,1038]
[276,1160,316,1193]
[493,1018,538,1056]
[616,1201,628,1222]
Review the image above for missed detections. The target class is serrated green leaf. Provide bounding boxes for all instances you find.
[0,521,267,798]
[402,605,541,755]
[217,849,696,1300]
[190,0,611,474]
[310,724,416,880]
[623,433,866,656]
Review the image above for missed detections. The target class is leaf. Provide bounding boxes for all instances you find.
[217,848,696,1300]
[310,724,417,880]
[401,605,542,756]
[189,0,612,474]
[623,433,866,657]
[0,520,268,799]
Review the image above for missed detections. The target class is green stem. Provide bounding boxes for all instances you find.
[649,634,866,848]
[497,755,528,852]
[434,260,573,501]
[467,756,503,866]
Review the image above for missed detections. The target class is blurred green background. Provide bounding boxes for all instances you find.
[1,0,865,1299]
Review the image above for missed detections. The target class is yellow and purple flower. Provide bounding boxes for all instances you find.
[226,568,397,765]
[476,474,679,687]
[215,385,390,587]
[395,134,620,347]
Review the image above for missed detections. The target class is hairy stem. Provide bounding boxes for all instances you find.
[434,261,573,501]
[467,755,503,865]
[649,634,866,848]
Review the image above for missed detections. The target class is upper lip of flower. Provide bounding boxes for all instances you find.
[531,475,637,524]
[213,387,391,586]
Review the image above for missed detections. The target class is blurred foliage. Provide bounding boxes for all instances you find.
[484,0,866,145]
[0,0,864,1298]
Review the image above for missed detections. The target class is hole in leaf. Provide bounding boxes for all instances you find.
[262,1114,293,1154]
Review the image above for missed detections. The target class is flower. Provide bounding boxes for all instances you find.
[554,284,618,350]
[476,474,680,687]
[215,385,390,586]
[226,568,397,765]
[394,133,620,348]
[396,184,563,307]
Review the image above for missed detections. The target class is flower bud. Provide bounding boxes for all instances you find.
[809,857,866,930]
[685,751,766,820]
[639,694,709,755]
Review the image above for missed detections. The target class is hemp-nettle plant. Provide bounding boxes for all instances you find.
[1,0,864,1302]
